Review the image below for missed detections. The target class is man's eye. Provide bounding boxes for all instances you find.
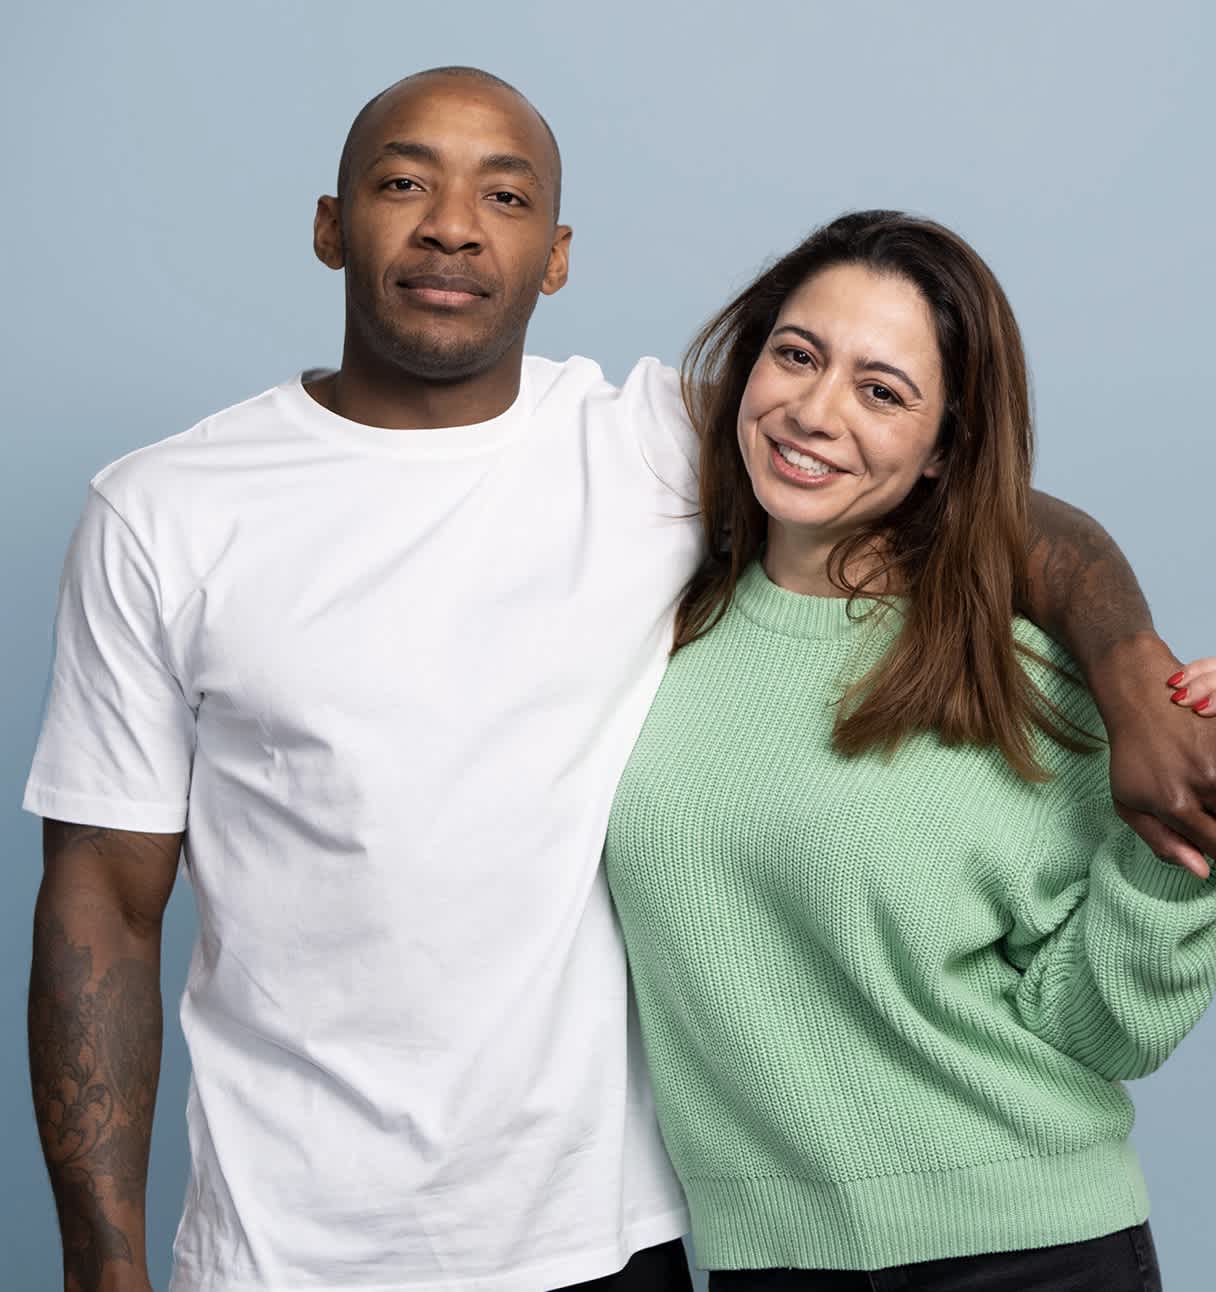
[385,178,421,192]
[489,191,525,206]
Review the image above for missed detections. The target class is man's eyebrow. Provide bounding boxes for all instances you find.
[368,140,442,169]
[773,324,924,401]
[365,142,546,192]
[478,153,545,190]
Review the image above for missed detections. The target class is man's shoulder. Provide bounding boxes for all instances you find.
[526,354,687,436]
[1012,617,1112,796]
[91,378,300,513]
[524,353,680,403]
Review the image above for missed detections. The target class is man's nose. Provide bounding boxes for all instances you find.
[414,191,483,254]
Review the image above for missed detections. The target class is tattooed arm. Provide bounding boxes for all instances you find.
[29,820,182,1292]
[1024,490,1216,875]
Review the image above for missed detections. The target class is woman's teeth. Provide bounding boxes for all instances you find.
[776,442,835,476]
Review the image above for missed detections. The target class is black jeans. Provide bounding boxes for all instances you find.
[556,1238,695,1292]
[707,1223,1162,1291]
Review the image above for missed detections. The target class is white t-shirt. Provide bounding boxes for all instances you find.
[24,356,703,1292]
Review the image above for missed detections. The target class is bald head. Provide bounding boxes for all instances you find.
[336,67,563,219]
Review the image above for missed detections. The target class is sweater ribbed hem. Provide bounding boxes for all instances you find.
[683,1140,1148,1271]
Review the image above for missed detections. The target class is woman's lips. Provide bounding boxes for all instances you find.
[768,437,847,486]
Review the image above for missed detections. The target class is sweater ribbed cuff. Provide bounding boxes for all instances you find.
[1118,846,1212,902]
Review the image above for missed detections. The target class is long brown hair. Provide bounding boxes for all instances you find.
[675,210,1093,780]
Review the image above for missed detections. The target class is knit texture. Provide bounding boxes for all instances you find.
[605,561,1216,1272]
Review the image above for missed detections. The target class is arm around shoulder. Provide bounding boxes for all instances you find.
[1023,489,1216,872]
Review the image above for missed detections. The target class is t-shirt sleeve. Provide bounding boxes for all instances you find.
[23,485,195,833]
[621,357,700,508]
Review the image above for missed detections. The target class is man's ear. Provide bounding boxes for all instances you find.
[314,196,344,270]
[540,225,573,296]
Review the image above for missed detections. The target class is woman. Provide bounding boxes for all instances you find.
[604,210,1216,1291]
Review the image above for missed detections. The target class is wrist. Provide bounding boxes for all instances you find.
[87,1269,152,1292]
[1087,631,1178,732]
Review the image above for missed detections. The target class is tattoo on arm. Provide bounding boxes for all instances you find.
[1025,491,1153,665]
[43,820,181,871]
[30,824,174,1291]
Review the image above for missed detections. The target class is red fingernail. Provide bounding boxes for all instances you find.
[1196,697,1211,713]
[1167,671,1185,687]
[1172,688,1189,703]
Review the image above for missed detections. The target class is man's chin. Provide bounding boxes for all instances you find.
[380,337,499,383]
[368,319,512,383]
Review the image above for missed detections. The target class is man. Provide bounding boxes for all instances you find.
[25,67,1216,1292]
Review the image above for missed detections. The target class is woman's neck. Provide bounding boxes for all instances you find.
[762,522,895,598]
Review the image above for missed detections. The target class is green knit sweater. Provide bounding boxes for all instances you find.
[605,561,1216,1272]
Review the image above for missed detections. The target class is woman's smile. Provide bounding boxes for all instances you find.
[768,437,847,485]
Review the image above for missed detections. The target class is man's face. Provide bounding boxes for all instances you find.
[316,77,571,383]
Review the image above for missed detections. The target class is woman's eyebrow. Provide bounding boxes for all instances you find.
[857,356,923,401]
[773,324,924,401]
[773,324,827,352]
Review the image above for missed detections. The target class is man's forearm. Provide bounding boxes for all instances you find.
[1024,488,1155,670]
[29,886,163,1292]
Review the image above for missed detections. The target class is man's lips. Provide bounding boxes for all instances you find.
[398,273,490,303]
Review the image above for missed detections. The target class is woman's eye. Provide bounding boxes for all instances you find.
[866,383,900,405]
[778,347,813,366]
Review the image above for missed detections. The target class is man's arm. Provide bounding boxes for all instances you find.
[29,821,182,1292]
[1024,490,1216,874]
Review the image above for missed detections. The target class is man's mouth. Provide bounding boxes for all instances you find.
[398,273,490,307]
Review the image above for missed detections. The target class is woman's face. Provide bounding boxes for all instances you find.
[737,263,948,551]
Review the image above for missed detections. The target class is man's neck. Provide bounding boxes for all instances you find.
[306,346,524,430]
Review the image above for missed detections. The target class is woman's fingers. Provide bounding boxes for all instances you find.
[1168,657,1216,716]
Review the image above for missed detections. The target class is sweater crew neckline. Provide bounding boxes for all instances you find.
[733,561,903,641]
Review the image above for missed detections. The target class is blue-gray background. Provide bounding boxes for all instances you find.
[3,1,1212,1287]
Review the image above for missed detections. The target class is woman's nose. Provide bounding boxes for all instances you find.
[786,373,846,439]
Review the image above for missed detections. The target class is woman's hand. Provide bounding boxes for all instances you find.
[1088,635,1216,880]
[1168,658,1216,717]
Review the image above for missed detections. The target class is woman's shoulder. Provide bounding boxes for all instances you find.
[1013,617,1111,798]
[1012,617,1086,689]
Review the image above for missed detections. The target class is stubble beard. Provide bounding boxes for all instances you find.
[349,271,544,385]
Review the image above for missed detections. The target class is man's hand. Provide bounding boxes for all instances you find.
[1088,635,1216,879]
